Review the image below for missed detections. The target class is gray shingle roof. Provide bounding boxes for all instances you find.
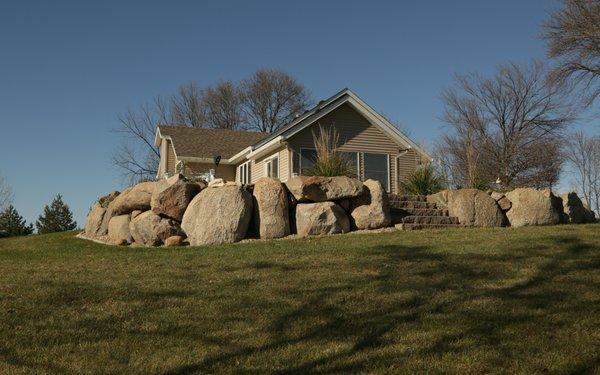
[157,125,268,159]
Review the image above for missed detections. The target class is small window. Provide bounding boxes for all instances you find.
[265,155,279,179]
[238,162,251,184]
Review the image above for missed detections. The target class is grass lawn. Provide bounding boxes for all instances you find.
[1,225,599,374]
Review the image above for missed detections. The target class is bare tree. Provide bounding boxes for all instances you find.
[565,131,600,213]
[439,60,576,189]
[113,83,205,183]
[542,0,600,105]
[0,174,13,211]
[240,68,311,133]
[170,82,206,128]
[201,81,245,130]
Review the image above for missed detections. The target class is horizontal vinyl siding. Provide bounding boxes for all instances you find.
[287,103,404,192]
[397,149,423,190]
[249,145,287,183]
[166,140,176,175]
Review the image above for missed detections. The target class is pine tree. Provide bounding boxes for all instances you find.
[35,194,77,234]
[0,205,33,237]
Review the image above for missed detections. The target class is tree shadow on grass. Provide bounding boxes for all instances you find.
[162,233,600,374]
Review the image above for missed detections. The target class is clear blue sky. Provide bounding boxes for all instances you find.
[0,0,591,226]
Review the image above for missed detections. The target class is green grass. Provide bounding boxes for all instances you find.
[1,225,600,374]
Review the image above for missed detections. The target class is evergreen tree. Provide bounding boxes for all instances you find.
[35,194,77,234]
[0,205,33,237]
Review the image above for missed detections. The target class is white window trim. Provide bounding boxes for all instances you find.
[299,147,359,176]
[264,153,280,179]
[237,161,251,184]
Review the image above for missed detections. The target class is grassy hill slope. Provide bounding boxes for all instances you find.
[1,225,599,373]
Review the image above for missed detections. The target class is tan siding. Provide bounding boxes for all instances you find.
[184,162,236,181]
[287,103,407,192]
[397,149,423,191]
[249,145,287,183]
[279,147,290,182]
[166,140,176,175]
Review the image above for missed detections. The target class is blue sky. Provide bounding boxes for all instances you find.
[0,0,593,226]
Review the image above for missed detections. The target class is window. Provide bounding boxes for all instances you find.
[237,161,250,184]
[299,148,358,176]
[363,153,389,191]
[265,155,279,179]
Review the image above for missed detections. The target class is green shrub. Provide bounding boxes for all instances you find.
[305,125,355,177]
[400,165,445,195]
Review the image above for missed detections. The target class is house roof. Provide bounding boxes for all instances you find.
[154,88,432,163]
[156,125,268,160]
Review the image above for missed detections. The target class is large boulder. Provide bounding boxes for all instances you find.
[295,201,350,237]
[84,191,120,236]
[85,203,106,236]
[561,192,595,224]
[490,191,512,212]
[253,177,290,239]
[285,176,364,202]
[99,181,156,235]
[129,211,183,246]
[151,177,204,222]
[108,214,133,245]
[427,190,449,208]
[181,185,253,246]
[349,179,391,230]
[505,188,562,227]
[443,189,505,227]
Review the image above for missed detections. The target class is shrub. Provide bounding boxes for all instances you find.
[305,125,355,177]
[400,164,445,195]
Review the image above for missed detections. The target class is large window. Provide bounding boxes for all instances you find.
[363,153,389,191]
[299,148,358,176]
[237,161,250,184]
[265,155,279,179]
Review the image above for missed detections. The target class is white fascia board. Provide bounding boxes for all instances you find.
[246,136,284,160]
[228,147,253,164]
[154,127,163,147]
[178,156,236,165]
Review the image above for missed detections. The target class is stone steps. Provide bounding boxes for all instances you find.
[391,200,438,210]
[391,207,450,217]
[395,223,463,231]
[401,215,459,225]
[388,193,461,230]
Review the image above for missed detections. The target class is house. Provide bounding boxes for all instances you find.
[154,88,431,193]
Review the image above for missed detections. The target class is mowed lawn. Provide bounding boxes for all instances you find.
[1,226,599,374]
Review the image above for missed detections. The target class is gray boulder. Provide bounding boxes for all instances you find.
[108,214,133,245]
[253,177,290,239]
[350,179,391,230]
[561,192,595,224]
[129,211,183,246]
[285,176,363,202]
[444,189,505,227]
[85,203,106,236]
[151,176,204,222]
[84,191,120,236]
[295,201,350,236]
[181,185,253,246]
[490,191,512,212]
[99,181,155,235]
[505,188,562,227]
